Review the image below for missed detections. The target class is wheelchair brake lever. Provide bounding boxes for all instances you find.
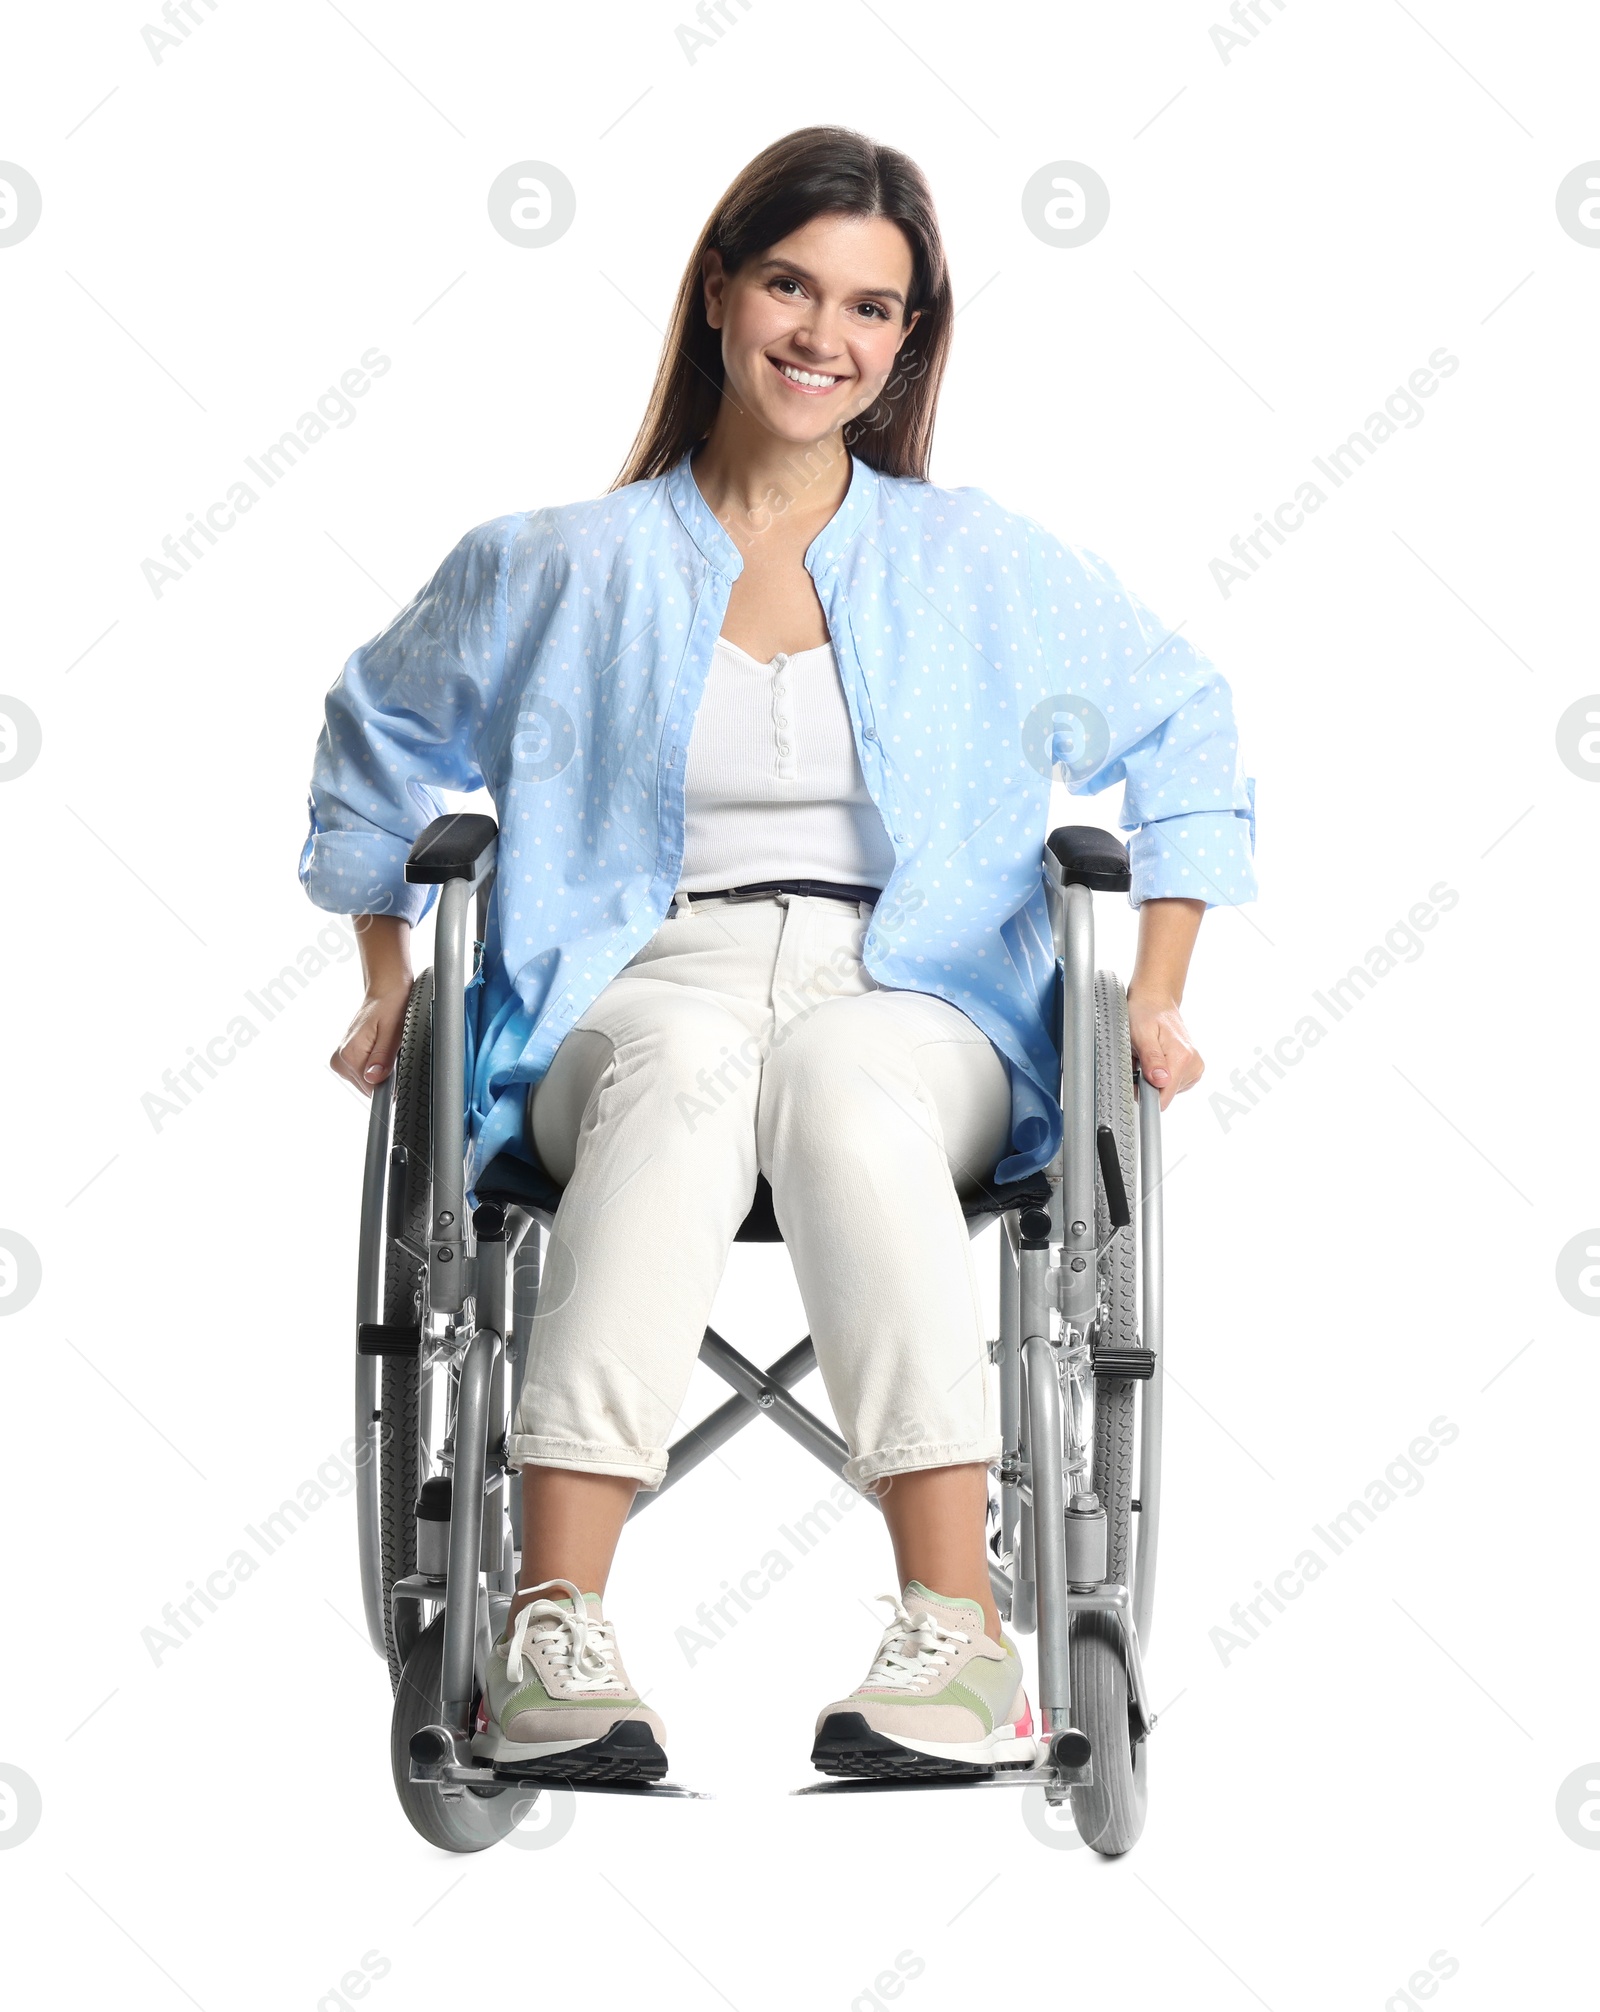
[1095,1124,1131,1230]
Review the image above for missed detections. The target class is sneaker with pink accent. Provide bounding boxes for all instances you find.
[811,1582,1039,1778]
[472,1578,668,1784]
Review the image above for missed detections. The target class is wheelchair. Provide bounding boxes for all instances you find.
[351,813,1166,1857]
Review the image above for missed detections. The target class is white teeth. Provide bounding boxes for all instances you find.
[778,361,839,388]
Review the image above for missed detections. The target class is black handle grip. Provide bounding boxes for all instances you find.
[1095,1124,1131,1230]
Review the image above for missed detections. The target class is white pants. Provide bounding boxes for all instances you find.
[506,891,1014,1492]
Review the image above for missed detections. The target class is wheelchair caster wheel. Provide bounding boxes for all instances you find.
[390,1617,527,1853]
[1068,1613,1148,1856]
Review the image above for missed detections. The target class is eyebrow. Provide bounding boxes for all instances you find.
[752,256,906,308]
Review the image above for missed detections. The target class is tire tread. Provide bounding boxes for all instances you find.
[380,969,433,1691]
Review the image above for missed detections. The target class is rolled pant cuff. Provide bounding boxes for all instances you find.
[843,1437,1003,1493]
[506,1432,669,1490]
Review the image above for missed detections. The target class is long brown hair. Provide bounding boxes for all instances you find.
[611,126,952,490]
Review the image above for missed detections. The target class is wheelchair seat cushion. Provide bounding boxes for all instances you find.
[472,1148,1049,1242]
[473,1147,566,1217]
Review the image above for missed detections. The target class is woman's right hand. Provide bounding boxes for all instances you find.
[331,984,412,1093]
[330,915,415,1094]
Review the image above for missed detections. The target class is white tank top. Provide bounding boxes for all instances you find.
[676,635,897,892]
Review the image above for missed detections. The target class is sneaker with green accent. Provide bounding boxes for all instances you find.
[810,1582,1039,1778]
[472,1577,668,1783]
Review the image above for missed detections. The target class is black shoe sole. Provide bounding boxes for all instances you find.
[810,1711,998,1780]
[494,1718,669,1785]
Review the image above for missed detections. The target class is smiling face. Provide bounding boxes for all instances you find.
[703,212,922,450]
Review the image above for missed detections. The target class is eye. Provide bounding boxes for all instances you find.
[771,276,806,298]
[855,301,892,321]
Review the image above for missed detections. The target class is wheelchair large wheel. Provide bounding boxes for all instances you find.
[378,967,434,1690]
[1070,970,1149,1856]
[390,1616,524,1852]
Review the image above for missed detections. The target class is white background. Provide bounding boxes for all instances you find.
[2,1,1597,2006]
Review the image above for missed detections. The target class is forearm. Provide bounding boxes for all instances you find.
[353,914,413,995]
[1127,897,1204,1005]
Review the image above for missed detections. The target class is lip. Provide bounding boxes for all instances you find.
[767,354,849,396]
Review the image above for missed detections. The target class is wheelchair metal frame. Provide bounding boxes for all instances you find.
[353,819,1165,1811]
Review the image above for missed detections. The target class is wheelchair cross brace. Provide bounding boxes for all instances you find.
[629,1330,854,1509]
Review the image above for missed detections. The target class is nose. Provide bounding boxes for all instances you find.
[787,318,843,362]
[783,294,837,340]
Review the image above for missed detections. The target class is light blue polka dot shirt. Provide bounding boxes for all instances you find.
[300,449,1258,1189]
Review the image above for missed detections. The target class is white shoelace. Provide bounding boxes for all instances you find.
[862,1593,971,1693]
[504,1576,626,1693]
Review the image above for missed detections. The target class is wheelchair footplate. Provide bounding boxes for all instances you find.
[794,1764,1087,1800]
[794,1730,1097,1798]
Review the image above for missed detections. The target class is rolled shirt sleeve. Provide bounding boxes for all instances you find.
[1026,527,1258,910]
[299,517,513,924]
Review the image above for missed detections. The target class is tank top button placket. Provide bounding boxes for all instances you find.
[771,652,793,773]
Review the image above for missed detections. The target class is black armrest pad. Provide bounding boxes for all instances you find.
[1047,824,1132,893]
[405,813,500,884]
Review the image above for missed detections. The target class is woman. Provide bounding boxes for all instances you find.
[302,126,1257,1784]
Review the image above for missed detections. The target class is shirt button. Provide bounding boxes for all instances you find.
[776,715,789,726]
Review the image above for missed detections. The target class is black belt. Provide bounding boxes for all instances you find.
[673,878,882,910]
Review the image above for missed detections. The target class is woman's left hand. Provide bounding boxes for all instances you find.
[1125,990,1203,1112]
